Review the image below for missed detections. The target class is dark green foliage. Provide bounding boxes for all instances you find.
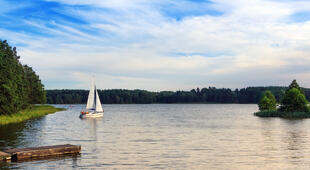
[46,88,238,104]
[23,65,46,104]
[45,86,310,104]
[235,86,285,103]
[279,88,309,112]
[258,91,276,111]
[45,80,310,105]
[288,79,302,92]
[0,40,27,114]
[255,80,310,119]
[254,111,310,119]
[279,80,309,112]
[47,89,157,104]
[0,40,45,115]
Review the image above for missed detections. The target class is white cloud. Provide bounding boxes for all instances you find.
[2,0,310,90]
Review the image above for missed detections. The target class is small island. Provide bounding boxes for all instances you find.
[254,80,310,118]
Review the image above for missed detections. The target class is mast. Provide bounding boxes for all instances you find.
[86,79,95,110]
[94,85,97,109]
[86,77,103,112]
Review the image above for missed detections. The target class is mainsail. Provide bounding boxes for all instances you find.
[86,81,95,110]
[86,81,103,112]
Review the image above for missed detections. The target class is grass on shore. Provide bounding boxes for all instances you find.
[0,105,65,125]
[254,110,310,119]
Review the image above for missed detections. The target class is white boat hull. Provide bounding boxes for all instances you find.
[79,112,104,119]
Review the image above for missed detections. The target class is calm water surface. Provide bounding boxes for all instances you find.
[1,104,310,169]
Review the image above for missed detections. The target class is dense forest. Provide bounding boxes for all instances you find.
[0,40,46,115]
[46,86,310,104]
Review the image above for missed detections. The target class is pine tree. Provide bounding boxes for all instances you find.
[280,80,309,112]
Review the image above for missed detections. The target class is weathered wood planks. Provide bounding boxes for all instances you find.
[0,151,11,160]
[1,144,81,161]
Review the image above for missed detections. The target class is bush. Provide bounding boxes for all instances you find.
[258,90,276,111]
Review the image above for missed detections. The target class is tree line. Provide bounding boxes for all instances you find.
[46,86,310,104]
[0,40,46,115]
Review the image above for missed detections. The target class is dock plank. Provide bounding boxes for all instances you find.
[3,144,81,161]
[0,151,11,160]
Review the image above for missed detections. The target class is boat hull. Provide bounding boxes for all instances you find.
[79,112,104,119]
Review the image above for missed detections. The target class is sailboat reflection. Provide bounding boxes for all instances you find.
[85,118,102,154]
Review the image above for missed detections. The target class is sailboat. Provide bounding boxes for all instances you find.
[79,80,104,119]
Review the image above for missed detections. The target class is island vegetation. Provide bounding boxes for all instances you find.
[255,80,310,118]
[0,40,61,125]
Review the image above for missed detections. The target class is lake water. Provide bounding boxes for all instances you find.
[1,104,310,169]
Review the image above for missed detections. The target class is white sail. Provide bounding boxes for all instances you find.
[95,88,103,112]
[80,78,104,118]
[86,81,95,110]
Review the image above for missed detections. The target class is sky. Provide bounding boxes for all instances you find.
[1,0,310,91]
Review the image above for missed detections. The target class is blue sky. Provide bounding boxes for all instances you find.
[1,0,310,90]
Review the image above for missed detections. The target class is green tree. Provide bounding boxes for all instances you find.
[258,90,277,111]
[0,40,46,115]
[23,65,46,104]
[280,88,309,112]
[289,79,301,91]
[0,40,28,114]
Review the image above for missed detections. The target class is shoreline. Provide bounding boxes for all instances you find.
[0,105,65,125]
[254,110,310,119]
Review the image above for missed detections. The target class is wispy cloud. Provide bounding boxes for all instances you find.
[1,0,310,90]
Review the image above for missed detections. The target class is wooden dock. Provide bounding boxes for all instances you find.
[1,144,81,161]
[0,151,11,160]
